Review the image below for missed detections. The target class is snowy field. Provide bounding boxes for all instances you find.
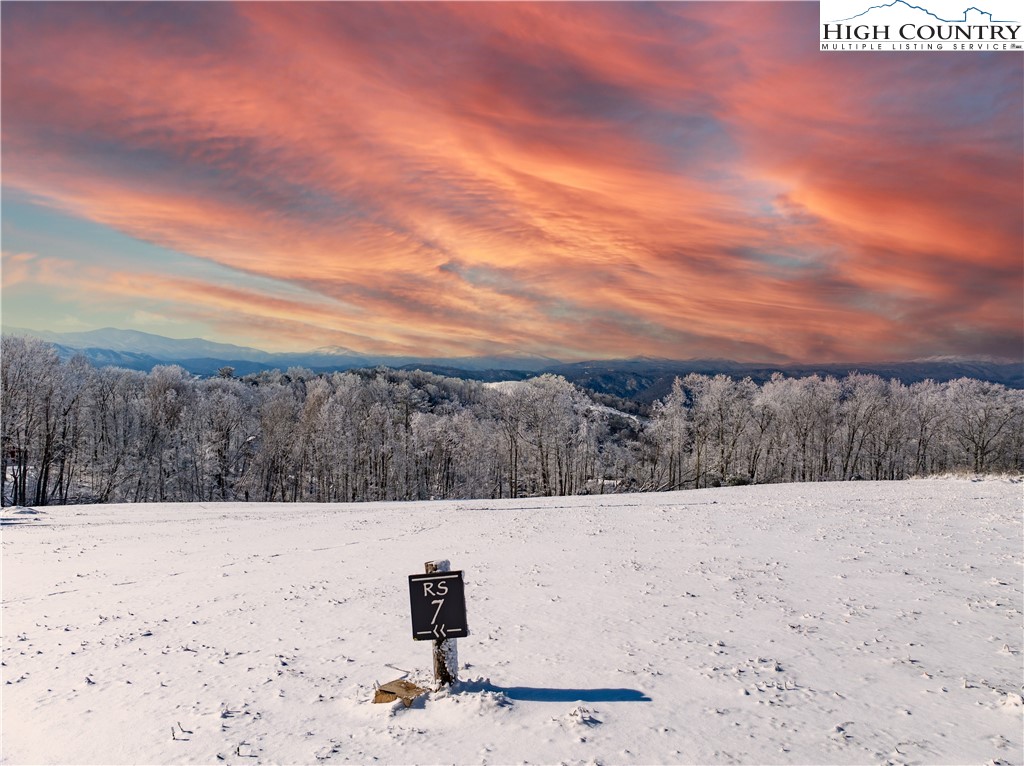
[2,479,1022,765]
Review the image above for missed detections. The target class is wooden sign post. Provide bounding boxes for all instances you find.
[408,559,467,687]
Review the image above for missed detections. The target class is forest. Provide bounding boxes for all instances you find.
[2,335,1022,506]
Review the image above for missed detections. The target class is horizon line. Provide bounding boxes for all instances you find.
[2,324,1020,369]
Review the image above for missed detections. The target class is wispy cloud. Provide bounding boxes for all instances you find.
[2,2,1020,360]
[1,251,38,288]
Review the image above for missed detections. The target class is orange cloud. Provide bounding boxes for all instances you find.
[2,2,1020,362]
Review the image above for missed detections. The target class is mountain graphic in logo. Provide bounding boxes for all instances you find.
[829,0,1019,23]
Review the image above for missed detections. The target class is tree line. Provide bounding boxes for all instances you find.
[2,336,1021,506]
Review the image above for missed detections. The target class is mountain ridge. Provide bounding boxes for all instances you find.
[4,326,1021,396]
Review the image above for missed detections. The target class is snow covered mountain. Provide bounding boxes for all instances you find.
[5,326,279,363]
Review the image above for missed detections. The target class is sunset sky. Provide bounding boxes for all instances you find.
[2,2,1021,362]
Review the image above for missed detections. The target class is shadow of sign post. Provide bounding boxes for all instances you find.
[458,680,651,702]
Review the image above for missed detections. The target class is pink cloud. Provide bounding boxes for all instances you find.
[2,3,1020,361]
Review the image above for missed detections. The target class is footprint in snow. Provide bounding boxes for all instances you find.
[831,722,854,742]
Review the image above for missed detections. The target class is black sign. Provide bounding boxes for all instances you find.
[408,571,468,641]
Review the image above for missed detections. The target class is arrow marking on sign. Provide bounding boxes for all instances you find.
[433,624,447,639]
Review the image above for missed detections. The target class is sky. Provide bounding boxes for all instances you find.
[2,2,1021,362]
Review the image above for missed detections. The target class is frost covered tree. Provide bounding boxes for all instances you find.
[132,365,193,502]
[682,374,754,487]
[646,378,690,491]
[1,337,84,505]
[2,339,1022,506]
[943,378,1022,473]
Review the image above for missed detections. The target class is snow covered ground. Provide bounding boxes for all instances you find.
[2,479,1022,765]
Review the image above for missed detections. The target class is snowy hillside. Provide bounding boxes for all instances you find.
[2,479,1021,765]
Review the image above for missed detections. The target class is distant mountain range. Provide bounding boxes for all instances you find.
[5,326,1022,399]
[543,357,1024,402]
[2,326,560,375]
